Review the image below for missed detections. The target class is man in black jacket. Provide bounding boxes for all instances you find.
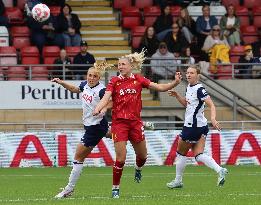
[72,40,95,80]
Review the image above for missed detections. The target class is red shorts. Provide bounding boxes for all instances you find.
[111,119,145,143]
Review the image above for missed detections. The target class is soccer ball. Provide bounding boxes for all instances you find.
[31,3,50,22]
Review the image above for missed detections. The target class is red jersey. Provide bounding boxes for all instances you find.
[106,73,151,120]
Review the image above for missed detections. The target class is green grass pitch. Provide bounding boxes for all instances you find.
[0,166,261,205]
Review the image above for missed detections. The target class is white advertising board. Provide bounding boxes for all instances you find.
[0,81,83,109]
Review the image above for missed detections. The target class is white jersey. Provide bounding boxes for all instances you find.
[79,81,106,126]
[184,83,209,127]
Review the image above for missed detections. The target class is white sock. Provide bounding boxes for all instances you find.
[68,160,83,188]
[135,165,142,170]
[195,153,222,173]
[175,152,187,182]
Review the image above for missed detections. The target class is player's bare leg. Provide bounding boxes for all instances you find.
[55,144,93,199]
[193,136,228,186]
[112,141,127,198]
[131,140,147,183]
[167,138,191,189]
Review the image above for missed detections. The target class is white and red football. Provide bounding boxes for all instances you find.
[31,3,50,22]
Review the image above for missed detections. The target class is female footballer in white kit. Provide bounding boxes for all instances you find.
[167,65,228,189]
[52,61,113,199]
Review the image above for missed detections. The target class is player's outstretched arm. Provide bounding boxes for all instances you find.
[168,90,187,107]
[204,96,221,131]
[93,91,112,116]
[148,72,182,91]
[51,78,80,93]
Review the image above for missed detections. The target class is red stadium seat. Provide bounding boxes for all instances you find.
[217,65,233,79]
[121,7,141,29]
[143,6,161,27]
[113,0,132,9]
[12,37,31,50]
[65,46,80,62]
[7,66,27,80]
[21,46,40,65]
[134,0,153,9]
[11,26,30,37]
[222,0,240,7]
[42,46,60,69]
[0,46,17,67]
[31,66,49,80]
[4,7,25,25]
[131,26,147,49]
[42,46,60,57]
[49,6,61,16]
[241,25,259,44]
[253,6,261,28]
[243,0,261,9]
[229,45,245,63]
[170,6,181,23]
[235,6,249,26]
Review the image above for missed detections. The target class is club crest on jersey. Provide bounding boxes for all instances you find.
[82,93,93,103]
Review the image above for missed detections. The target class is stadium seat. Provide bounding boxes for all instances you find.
[253,6,261,28]
[229,45,244,63]
[0,67,4,80]
[241,25,259,44]
[143,6,161,27]
[21,46,40,65]
[243,0,261,9]
[113,0,132,9]
[131,26,146,49]
[10,26,30,37]
[49,6,61,16]
[65,46,80,62]
[31,66,49,80]
[217,65,233,79]
[222,0,240,7]
[235,6,249,26]
[7,66,27,81]
[42,46,60,68]
[170,6,181,23]
[121,7,141,29]
[17,0,26,9]
[0,46,17,68]
[134,0,153,9]
[12,37,31,50]
[4,7,25,25]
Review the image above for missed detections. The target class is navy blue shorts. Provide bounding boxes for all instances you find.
[180,126,209,143]
[81,118,108,147]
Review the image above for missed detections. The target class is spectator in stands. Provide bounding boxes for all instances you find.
[53,49,72,79]
[163,22,188,54]
[72,40,95,80]
[238,45,261,79]
[220,4,241,46]
[181,46,195,64]
[196,5,218,48]
[0,0,9,27]
[138,26,159,79]
[56,4,82,47]
[139,26,159,57]
[202,25,230,53]
[153,5,173,41]
[202,25,230,74]
[150,42,181,99]
[176,8,196,44]
[27,14,64,53]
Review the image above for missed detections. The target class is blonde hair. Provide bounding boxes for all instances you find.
[88,60,115,76]
[188,64,201,74]
[119,49,146,70]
